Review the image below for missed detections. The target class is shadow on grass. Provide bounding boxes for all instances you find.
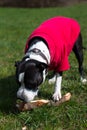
[0,75,52,114]
[0,75,18,114]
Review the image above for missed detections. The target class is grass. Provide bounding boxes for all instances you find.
[0,3,87,130]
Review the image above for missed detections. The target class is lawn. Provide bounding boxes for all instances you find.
[0,3,87,130]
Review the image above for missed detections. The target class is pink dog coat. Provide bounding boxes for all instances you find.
[25,16,80,72]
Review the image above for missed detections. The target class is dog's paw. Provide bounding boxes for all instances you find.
[52,92,62,101]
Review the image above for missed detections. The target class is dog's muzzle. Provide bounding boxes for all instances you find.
[17,86,38,102]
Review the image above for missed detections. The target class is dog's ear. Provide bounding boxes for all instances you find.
[37,63,48,71]
[15,61,20,67]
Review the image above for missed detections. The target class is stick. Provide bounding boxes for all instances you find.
[16,92,71,111]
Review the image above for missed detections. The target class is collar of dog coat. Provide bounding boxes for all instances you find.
[25,48,50,65]
[29,48,49,64]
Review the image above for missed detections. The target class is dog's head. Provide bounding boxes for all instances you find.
[15,58,47,102]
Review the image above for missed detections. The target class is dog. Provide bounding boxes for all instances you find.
[15,16,87,102]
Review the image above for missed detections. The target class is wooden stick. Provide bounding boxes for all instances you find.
[16,92,71,111]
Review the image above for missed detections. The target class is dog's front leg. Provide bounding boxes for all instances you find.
[53,72,62,101]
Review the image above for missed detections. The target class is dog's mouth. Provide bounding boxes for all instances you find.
[17,86,38,103]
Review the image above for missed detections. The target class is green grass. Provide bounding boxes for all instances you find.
[0,3,87,130]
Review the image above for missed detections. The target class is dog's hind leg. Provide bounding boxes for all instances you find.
[73,33,87,84]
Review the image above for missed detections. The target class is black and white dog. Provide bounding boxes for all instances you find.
[15,16,87,102]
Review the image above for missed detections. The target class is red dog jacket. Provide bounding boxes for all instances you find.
[25,16,80,72]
